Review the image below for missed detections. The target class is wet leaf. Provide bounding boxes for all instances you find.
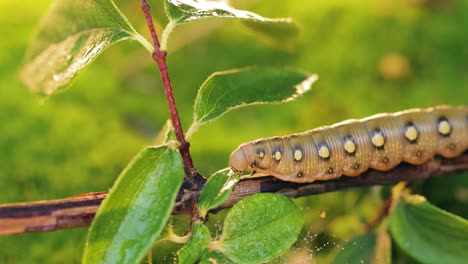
[164,0,296,26]
[177,221,211,264]
[198,169,239,218]
[20,0,151,96]
[83,145,184,264]
[187,66,317,138]
[213,193,303,264]
[333,232,391,264]
[389,193,468,264]
[161,1,298,50]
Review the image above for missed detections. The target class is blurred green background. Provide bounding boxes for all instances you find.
[1,0,467,263]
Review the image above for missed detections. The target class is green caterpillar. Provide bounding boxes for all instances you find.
[229,106,468,183]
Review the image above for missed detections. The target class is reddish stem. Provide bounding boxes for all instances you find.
[140,0,196,177]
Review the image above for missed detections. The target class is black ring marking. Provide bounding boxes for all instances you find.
[293,145,304,162]
[404,122,419,144]
[371,128,385,151]
[256,148,265,159]
[272,146,282,162]
[437,116,452,138]
[343,135,356,156]
[317,142,331,161]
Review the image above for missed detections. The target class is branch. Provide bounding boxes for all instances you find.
[1,153,467,235]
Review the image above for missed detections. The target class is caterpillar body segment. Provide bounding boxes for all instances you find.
[229,106,468,183]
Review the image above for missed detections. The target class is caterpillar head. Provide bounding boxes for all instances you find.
[229,143,256,173]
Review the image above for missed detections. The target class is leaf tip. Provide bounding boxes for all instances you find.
[295,74,318,95]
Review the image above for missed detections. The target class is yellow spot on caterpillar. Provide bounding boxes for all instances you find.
[371,133,385,147]
[259,151,265,158]
[294,149,303,161]
[318,146,330,159]
[438,120,451,135]
[405,126,418,141]
[344,140,356,154]
[449,143,456,150]
[274,151,282,161]
[297,172,303,178]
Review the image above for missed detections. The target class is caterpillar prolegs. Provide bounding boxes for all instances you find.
[229,106,468,183]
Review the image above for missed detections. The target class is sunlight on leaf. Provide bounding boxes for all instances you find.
[210,193,303,264]
[389,192,468,264]
[165,0,284,23]
[161,0,298,50]
[186,66,317,139]
[20,0,152,96]
[83,145,184,264]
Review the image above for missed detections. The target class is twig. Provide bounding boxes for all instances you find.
[1,153,467,235]
[140,0,198,179]
[363,198,393,233]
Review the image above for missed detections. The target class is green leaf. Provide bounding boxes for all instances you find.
[333,232,391,264]
[161,0,298,50]
[177,221,211,264]
[198,169,239,218]
[212,193,303,264]
[83,145,184,264]
[186,67,318,138]
[165,0,272,24]
[20,0,152,96]
[389,193,468,264]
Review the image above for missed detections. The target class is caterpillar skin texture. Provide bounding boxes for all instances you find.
[229,106,468,183]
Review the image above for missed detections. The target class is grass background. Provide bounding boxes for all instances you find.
[0,0,467,263]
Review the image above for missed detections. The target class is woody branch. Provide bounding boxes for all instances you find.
[0,153,467,235]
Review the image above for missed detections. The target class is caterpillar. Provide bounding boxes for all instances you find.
[229,105,468,183]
